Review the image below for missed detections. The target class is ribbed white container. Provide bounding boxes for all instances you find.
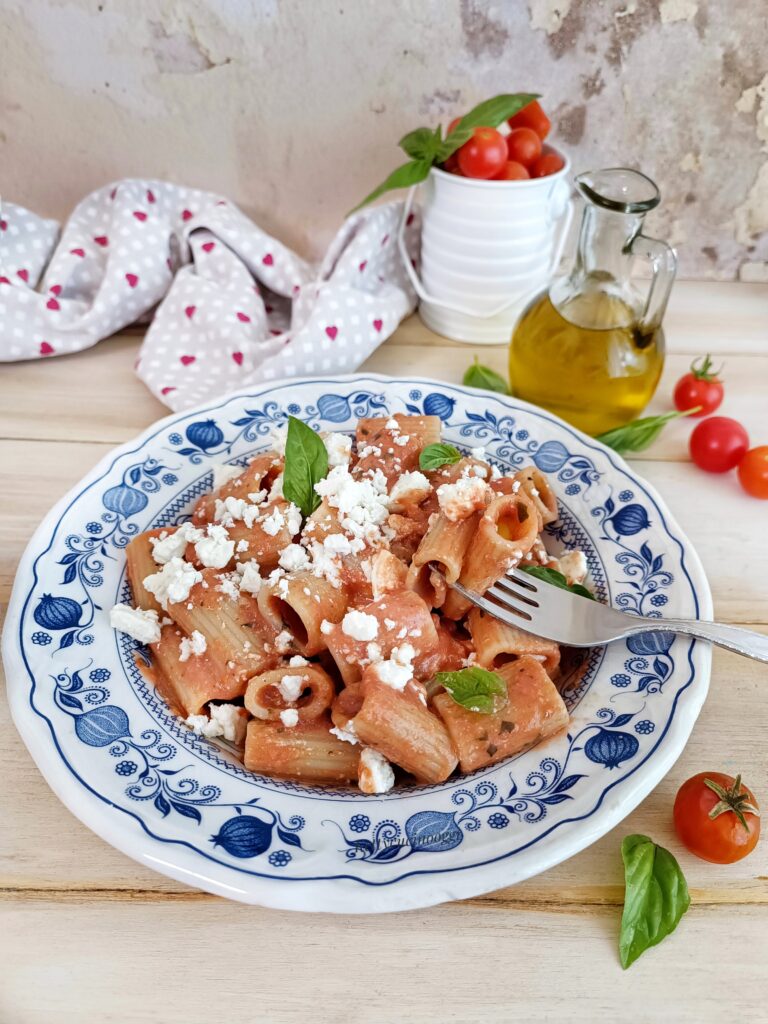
[398,159,573,345]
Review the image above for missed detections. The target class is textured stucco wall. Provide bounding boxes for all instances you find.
[1,0,767,279]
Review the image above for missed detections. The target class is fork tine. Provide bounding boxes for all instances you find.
[450,579,534,626]
[507,567,538,591]
[492,575,540,607]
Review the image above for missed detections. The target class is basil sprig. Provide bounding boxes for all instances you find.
[519,564,595,601]
[595,408,700,455]
[463,357,510,395]
[282,415,328,517]
[419,442,462,471]
[620,834,690,968]
[436,666,507,714]
[352,92,539,211]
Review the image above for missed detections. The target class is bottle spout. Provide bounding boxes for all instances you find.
[576,168,661,215]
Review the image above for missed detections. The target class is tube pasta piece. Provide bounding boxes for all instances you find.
[192,452,283,525]
[257,571,348,656]
[513,466,558,526]
[330,682,365,733]
[126,530,165,613]
[443,491,539,619]
[355,414,441,484]
[405,561,448,609]
[432,656,569,772]
[370,549,408,600]
[304,498,345,544]
[150,624,244,716]
[411,510,481,584]
[386,507,432,564]
[323,590,439,686]
[244,714,360,784]
[352,676,458,784]
[166,569,276,683]
[224,500,297,570]
[417,616,474,683]
[468,607,560,678]
[244,664,335,723]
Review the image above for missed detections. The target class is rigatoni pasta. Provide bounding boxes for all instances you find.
[111,415,589,795]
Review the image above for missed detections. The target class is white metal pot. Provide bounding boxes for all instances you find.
[397,160,573,345]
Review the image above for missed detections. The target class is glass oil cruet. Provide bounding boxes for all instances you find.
[509,168,677,436]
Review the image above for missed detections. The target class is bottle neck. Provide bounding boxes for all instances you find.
[573,204,645,282]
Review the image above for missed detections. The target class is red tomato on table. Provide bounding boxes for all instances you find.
[493,161,530,180]
[673,354,724,416]
[674,772,760,863]
[457,127,508,179]
[738,446,768,498]
[506,128,542,169]
[689,416,749,473]
[507,99,551,140]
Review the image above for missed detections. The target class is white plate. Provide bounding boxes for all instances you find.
[3,375,712,912]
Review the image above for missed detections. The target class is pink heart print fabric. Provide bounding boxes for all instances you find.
[0,180,419,409]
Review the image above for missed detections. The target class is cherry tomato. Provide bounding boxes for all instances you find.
[442,151,460,173]
[493,160,530,180]
[738,445,768,499]
[506,128,542,169]
[507,99,551,140]
[689,416,749,473]
[673,354,724,416]
[530,147,566,178]
[447,116,462,136]
[457,127,508,179]
[674,772,760,864]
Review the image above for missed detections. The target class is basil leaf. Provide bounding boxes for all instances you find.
[519,564,595,600]
[620,834,690,969]
[462,357,510,395]
[436,666,507,714]
[595,409,699,455]
[399,126,442,161]
[282,415,328,517]
[419,443,462,471]
[439,92,539,160]
[350,158,432,213]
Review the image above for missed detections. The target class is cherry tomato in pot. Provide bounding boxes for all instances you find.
[689,416,749,473]
[493,160,530,180]
[531,147,566,178]
[507,99,551,140]
[673,354,724,416]
[674,772,760,863]
[738,445,768,499]
[506,127,542,169]
[457,127,508,179]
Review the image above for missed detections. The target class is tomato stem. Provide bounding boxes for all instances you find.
[704,774,760,832]
[691,353,724,382]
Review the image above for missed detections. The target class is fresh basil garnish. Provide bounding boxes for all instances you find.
[462,357,510,395]
[519,564,595,601]
[282,415,328,517]
[620,834,690,968]
[436,666,507,714]
[595,408,699,455]
[419,443,462,471]
[352,92,539,211]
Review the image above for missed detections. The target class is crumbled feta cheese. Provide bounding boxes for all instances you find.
[358,444,381,459]
[330,721,358,745]
[109,604,161,644]
[150,522,203,565]
[275,629,293,653]
[278,673,305,703]
[278,543,310,573]
[185,703,246,745]
[288,655,309,667]
[260,506,285,537]
[320,620,334,635]
[280,708,299,728]
[195,524,235,569]
[388,470,432,507]
[236,539,250,553]
[270,472,284,499]
[216,573,241,601]
[324,432,353,467]
[559,549,588,586]
[470,446,486,460]
[370,643,415,691]
[285,503,302,536]
[358,747,395,794]
[490,463,502,480]
[314,464,390,547]
[179,629,207,662]
[144,557,202,609]
[212,463,243,490]
[436,476,490,522]
[384,618,396,630]
[385,417,400,430]
[366,642,382,663]
[237,559,262,596]
[342,609,379,641]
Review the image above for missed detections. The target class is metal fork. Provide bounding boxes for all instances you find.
[447,567,768,664]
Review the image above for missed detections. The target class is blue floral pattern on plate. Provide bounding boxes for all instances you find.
[3,375,712,913]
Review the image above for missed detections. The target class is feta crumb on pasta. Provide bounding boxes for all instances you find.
[341,609,379,641]
[358,747,395,794]
[109,604,161,644]
[185,704,246,745]
[324,432,353,467]
[278,543,311,572]
[195,524,235,569]
[369,642,415,691]
[144,557,202,608]
[558,549,588,586]
[212,463,243,490]
[388,470,431,506]
[436,476,490,522]
[279,708,299,728]
[150,522,202,565]
[179,629,207,662]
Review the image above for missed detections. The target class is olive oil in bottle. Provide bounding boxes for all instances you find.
[509,168,676,437]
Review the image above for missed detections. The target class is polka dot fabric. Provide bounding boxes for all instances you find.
[0,180,419,410]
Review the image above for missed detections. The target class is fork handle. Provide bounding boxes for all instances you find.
[624,618,768,664]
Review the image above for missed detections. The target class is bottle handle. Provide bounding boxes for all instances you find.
[629,233,677,334]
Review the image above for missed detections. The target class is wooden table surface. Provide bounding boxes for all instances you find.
[2,280,767,1023]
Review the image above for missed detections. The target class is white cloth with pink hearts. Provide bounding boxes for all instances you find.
[0,180,419,409]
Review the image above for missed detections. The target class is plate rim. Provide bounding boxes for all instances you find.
[2,372,713,912]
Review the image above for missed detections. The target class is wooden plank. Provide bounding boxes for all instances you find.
[2,629,765,901]
[1,899,767,1023]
